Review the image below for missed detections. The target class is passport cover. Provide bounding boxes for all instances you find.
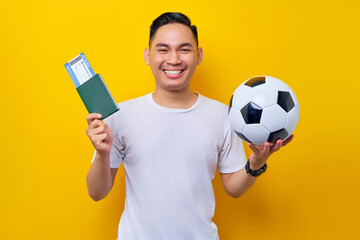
[76,74,119,120]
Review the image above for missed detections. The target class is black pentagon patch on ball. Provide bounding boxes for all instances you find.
[267,128,288,143]
[234,131,252,143]
[245,76,266,87]
[277,91,295,112]
[228,94,233,114]
[241,102,262,124]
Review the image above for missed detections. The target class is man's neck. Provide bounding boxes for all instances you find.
[152,89,198,109]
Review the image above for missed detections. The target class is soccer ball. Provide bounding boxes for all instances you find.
[228,76,300,145]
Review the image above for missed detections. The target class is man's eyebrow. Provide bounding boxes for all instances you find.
[155,43,169,48]
[154,43,194,48]
[179,43,194,48]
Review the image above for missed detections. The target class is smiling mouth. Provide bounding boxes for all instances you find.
[164,70,184,75]
[163,69,185,78]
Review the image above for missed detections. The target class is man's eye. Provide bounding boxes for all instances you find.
[158,49,167,53]
[181,49,191,53]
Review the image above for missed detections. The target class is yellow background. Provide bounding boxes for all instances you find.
[1,0,359,239]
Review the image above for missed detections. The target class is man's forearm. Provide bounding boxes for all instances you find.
[224,167,257,198]
[86,153,113,201]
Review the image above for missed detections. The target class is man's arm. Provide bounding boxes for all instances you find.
[220,168,257,198]
[221,135,294,198]
[85,113,117,201]
[86,155,118,201]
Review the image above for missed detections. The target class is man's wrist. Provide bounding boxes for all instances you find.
[95,152,110,163]
[245,160,267,177]
[249,161,264,171]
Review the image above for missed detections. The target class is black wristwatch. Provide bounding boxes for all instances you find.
[245,160,267,177]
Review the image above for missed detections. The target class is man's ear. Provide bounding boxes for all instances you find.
[143,48,150,65]
[197,47,203,65]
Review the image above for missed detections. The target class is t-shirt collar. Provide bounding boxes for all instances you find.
[147,92,202,113]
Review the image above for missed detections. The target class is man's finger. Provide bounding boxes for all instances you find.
[89,118,105,129]
[282,135,294,147]
[248,143,259,154]
[271,139,283,153]
[92,133,109,145]
[91,125,106,135]
[263,142,271,154]
[86,113,103,125]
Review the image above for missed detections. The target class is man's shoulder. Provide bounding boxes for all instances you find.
[200,94,229,112]
[105,94,151,123]
[117,93,151,108]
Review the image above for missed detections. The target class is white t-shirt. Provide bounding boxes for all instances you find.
[93,93,247,240]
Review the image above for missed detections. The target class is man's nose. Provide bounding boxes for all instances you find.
[166,51,181,65]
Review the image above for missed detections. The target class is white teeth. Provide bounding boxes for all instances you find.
[164,70,182,75]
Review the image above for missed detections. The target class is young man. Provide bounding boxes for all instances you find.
[86,12,293,240]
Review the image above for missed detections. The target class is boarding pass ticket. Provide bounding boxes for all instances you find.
[65,53,95,88]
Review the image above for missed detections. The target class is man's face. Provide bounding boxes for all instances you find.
[144,23,203,92]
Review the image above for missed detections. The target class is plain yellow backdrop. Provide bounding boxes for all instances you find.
[1,0,359,239]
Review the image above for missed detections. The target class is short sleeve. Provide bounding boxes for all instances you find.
[91,111,125,168]
[217,122,247,173]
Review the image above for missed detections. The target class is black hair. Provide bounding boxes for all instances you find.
[149,12,198,47]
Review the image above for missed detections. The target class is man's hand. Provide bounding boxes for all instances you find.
[220,135,294,198]
[86,113,113,157]
[248,135,294,170]
[86,113,117,201]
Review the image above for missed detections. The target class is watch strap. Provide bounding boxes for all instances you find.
[245,160,267,177]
